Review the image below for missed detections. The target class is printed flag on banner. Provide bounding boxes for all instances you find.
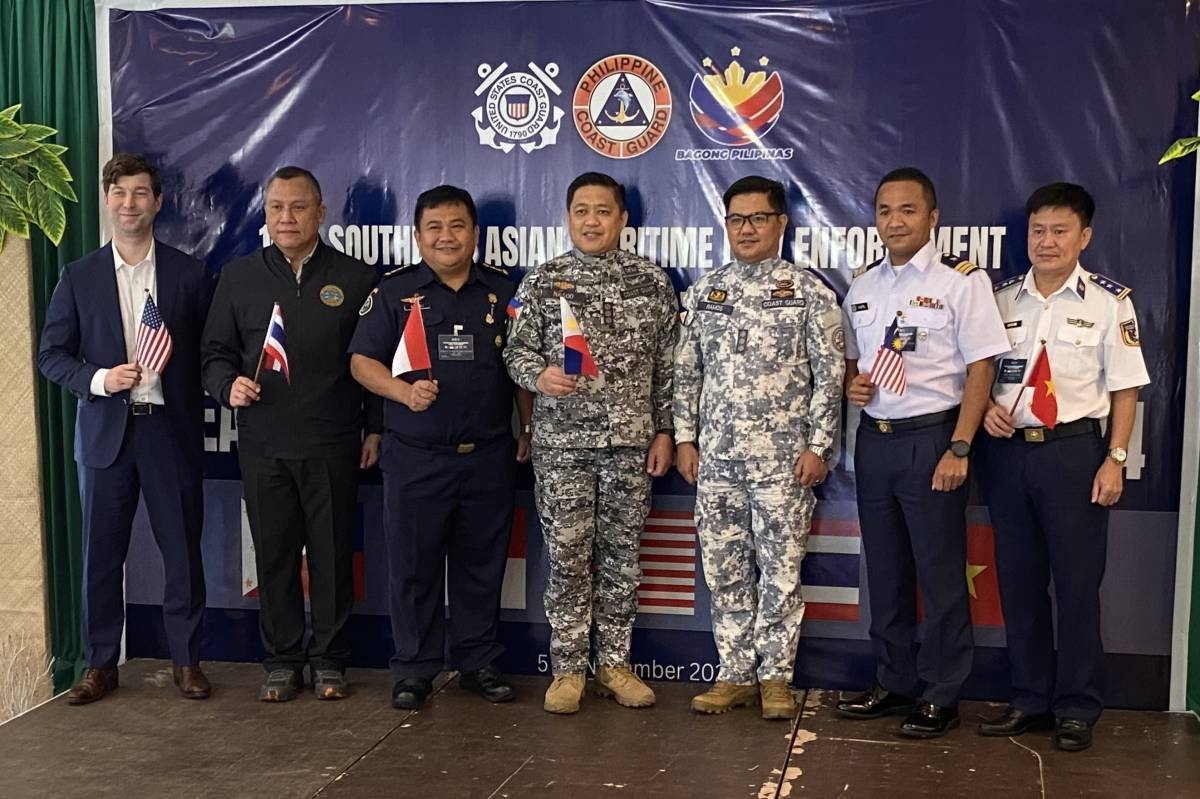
[261,302,290,382]
[638,508,698,615]
[559,296,598,377]
[871,315,907,395]
[914,522,1004,626]
[1027,346,1057,428]
[135,293,173,373]
[500,506,528,610]
[242,499,364,601]
[392,298,432,376]
[802,517,864,622]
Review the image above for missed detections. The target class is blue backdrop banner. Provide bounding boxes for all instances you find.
[105,0,1199,708]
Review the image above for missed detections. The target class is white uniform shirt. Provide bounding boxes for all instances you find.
[89,240,165,404]
[991,263,1150,426]
[842,240,1009,419]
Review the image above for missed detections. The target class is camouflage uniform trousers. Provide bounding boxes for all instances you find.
[533,445,650,675]
[695,455,815,684]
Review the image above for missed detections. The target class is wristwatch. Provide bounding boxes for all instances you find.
[808,444,834,463]
[1108,447,1128,464]
[521,423,532,435]
[948,440,971,458]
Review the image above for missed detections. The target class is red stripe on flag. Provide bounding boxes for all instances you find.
[806,602,860,622]
[809,518,860,537]
[644,524,696,533]
[637,597,694,608]
[638,583,693,593]
[509,507,527,558]
[639,538,695,549]
[641,567,693,578]
[646,509,695,519]
[639,553,695,564]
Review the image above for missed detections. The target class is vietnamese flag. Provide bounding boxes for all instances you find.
[560,296,598,377]
[391,300,433,376]
[1027,347,1057,428]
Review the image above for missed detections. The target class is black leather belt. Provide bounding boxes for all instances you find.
[861,408,958,434]
[1017,417,1100,443]
[391,433,504,454]
[129,402,159,416]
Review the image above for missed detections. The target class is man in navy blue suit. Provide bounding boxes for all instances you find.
[39,153,215,704]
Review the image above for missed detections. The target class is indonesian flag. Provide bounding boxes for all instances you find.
[261,303,290,383]
[1027,347,1057,428]
[560,296,598,377]
[392,299,432,376]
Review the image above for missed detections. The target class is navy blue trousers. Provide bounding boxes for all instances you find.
[81,412,205,668]
[977,429,1108,724]
[382,434,515,680]
[854,417,972,707]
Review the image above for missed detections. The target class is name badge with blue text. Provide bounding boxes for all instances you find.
[997,358,1027,384]
[438,334,475,361]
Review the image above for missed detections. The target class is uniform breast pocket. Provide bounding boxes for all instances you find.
[1054,324,1101,373]
[1005,323,1028,351]
[904,307,949,354]
[764,324,805,362]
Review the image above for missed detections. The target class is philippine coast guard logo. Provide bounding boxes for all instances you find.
[472,61,564,154]
[690,46,784,146]
[573,54,672,159]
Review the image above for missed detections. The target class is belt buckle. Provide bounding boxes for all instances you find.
[130,402,152,416]
[876,420,892,434]
[456,442,476,454]
[1023,428,1045,443]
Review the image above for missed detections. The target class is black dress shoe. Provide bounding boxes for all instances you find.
[898,702,960,738]
[978,707,1054,737]
[460,665,515,703]
[1054,718,1093,751]
[391,678,433,710]
[836,683,916,719]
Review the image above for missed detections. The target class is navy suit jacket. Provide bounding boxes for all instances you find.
[38,240,215,470]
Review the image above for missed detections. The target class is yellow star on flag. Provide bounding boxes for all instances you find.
[1043,379,1055,396]
[965,563,987,599]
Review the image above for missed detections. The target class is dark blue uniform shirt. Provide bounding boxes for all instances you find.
[349,261,516,446]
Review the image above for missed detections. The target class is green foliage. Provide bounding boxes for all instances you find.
[0,104,75,245]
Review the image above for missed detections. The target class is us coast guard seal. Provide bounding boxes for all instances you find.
[472,61,565,154]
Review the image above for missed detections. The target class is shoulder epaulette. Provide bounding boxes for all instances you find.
[382,263,416,279]
[941,252,981,276]
[1089,273,1132,301]
[992,274,1023,293]
[479,262,508,275]
[852,257,882,279]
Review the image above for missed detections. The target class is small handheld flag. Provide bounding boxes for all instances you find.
[392,299,433,376]
[255,302,290,384]
[870,315,907,395]
[560,296,598,377]
[135,292,173,373]
[1026,345,1057,428]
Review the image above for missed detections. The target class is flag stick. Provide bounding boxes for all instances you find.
[1006,340,1046,416]
[252,348,267,385]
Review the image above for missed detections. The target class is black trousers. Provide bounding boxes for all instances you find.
[976,428,1108,724]
[382,434,515,681]
[238,450,360,673]
[854,417,973,707]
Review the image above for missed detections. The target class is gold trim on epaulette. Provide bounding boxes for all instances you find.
[383,264,416,278]
[953,261,980,276]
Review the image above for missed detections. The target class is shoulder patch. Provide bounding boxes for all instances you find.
[480,262,508,275]
[1089,273,1132,301]
[852,257,882,279]
[992,274,1023,293]
[941,253,980,276]
[382,264,416,279]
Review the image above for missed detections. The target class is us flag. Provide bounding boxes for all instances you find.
[637,509,697,615]
[871,315,907,395]
[135,293,173,373]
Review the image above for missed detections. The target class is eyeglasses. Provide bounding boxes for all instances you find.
[724,211,783,229]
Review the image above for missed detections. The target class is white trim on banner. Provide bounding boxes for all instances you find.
[1169,99,1200,713]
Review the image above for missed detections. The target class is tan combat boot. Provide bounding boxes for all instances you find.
[543,673,585,714]
[691,681,760,714]
[760,679,797,720]
[594,664,656,708]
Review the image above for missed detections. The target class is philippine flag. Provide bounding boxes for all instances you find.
[392,299,433,376]
[559,296,598,377]
[261,303,290,383]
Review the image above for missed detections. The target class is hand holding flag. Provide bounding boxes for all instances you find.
[254,302,290,384]
[392,297,433,377]
[135,291,173,373]
[1006,342,1057,427]
[560,296,598,378]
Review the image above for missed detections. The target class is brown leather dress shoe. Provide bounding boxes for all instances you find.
[173,665,212,699]
[67,667,119,705]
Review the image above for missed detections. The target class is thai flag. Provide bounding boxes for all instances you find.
[260,302,290,383]
[559,296,598,377]
[392,299,432,376]
[134,293,172,373]
[638,508,697,615]
[802,517,863,622]
[870,315,907,395]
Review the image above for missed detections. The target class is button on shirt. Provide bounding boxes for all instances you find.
[842,240,1009,419]
[89,240,164,404]
[991,263,1150,426]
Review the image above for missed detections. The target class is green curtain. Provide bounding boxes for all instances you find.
[1,0,99,691]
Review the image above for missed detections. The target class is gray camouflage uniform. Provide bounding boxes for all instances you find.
[504,248,678,675]
[674,256,844,684]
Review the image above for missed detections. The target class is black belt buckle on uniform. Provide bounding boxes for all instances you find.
[1018,418,1097,444]
[129,402,155,416]
[456,442,476,454]
[1023,428,1045,443]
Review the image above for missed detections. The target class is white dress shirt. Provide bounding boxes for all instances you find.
[89,240,165,404]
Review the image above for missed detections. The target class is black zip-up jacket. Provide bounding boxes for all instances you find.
[201,240,381,459]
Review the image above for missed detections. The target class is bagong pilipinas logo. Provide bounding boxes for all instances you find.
[472,61,565,153]
[689,46,785,147]
[573,54,672,159]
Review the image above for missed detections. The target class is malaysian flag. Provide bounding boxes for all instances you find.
[134,293,173,373]
[260,302,290,383]
[870,315,907,395]
[638,508,698,615]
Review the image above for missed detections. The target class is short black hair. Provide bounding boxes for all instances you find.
[875,167,937,211]
[722,176,786,214]
[103,153,161,197]
[1025,182,1095,228]
[414,185,478,228]
[567,171,625,212]
[265,165,322,204]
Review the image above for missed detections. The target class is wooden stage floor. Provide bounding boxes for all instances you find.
[1,659,1197,798]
